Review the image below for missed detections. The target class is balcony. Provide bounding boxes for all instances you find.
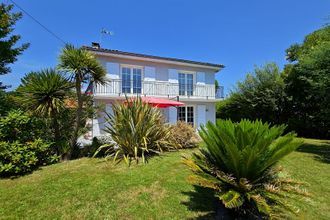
[93,79,224,100]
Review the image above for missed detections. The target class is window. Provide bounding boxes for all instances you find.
[179,73,194,96]
[122,67,131,93]
[178,106,194,125]
[121,66,142,94]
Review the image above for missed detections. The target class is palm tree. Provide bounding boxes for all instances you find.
[58,44,106,156]
[18,69,73,154]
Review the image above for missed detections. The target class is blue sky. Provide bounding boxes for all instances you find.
[2,0,329,95]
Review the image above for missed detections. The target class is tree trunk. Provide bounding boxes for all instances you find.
[68,74,83,160]
[51,110,61,156]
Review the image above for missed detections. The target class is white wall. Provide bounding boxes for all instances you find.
[92,100,114,137]
[205,103,216,124]
[92,100,217,137]
[97,55,216,85]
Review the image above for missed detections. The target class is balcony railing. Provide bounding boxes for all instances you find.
[94,79,223,99]
[216,86,224,99]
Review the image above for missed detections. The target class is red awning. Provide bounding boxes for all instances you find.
[126,97,184,108]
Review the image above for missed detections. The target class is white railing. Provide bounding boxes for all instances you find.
[93,79,220,99]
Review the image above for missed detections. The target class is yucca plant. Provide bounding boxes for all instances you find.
[183,119,308,219]
[18,69,73,155]
[94,97,173,165]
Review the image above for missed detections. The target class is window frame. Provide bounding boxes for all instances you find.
[178,71,195,96]
[177,105,195,126]
[120,64,144,94]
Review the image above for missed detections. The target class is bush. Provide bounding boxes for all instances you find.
[169,121,200,148]
[0,109,49,143]
[94,97,173,165]
[184,119,307,218]
[0,139,58,177]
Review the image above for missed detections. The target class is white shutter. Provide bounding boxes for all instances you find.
[144,66,156,81]
[197,105,206,129]
[196,72,205,85]
[106,62,120,79]
[168,69,179,95]
[144,66,156,95]
[168,69,178,83]
[168,107,177,124]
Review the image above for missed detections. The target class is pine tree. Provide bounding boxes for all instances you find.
[0,3,29,88]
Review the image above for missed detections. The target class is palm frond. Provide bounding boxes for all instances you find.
[184,119,307,218]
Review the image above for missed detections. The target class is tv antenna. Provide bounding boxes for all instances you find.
[99,28,114,45]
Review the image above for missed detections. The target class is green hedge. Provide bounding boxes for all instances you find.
[0,139,59,177]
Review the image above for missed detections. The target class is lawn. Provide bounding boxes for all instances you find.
[0,138,329,219]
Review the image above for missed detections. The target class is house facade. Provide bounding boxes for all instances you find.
[84,44,224,137]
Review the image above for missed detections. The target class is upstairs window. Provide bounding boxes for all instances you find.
[121,66,142,94]
[179,73,194,96]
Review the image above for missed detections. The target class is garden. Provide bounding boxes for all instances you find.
[1,3,330,219]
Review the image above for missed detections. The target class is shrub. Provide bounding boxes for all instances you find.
[0,109,49,143]
[0,139,58,177]
[169,121,200,149]
[183,119,307,218]
[94,97,172,165]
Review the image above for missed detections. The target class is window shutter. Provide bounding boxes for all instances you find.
[197,105,206,129]
[144,66,156,81]
[168,69,178,83]
[196,72,205,85]
[106,62,120,79]
[168,107,177,124]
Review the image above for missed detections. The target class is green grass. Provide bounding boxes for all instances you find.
[0,150,216,219]
[279,138,330,220]
[0,138,329,219]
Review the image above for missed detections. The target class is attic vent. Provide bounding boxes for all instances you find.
[91,42,100,49]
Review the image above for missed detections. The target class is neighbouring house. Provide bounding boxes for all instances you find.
[84,43,224,137]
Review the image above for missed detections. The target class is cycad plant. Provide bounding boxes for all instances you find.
[184,119,307,219]
[18,69,73,155]
[94,97,173,165]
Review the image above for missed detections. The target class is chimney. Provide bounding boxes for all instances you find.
[91,42,100,49]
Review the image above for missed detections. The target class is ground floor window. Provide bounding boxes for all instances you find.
[178,106,194,125]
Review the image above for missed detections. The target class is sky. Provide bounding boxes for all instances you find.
[1,0,329,95]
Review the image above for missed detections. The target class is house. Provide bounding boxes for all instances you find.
[84,43,224,137]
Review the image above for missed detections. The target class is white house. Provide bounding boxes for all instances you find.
[84,43,224,137]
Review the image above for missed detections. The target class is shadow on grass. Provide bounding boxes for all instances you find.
[296,140,330,164]
[182,185,233,220]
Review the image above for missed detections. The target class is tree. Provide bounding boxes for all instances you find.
[18,69,73,154]
[58,44,106,158]
[0,90,17,116]
[284,25,330,139]
[0,3,29,87]
[217,63,287,125]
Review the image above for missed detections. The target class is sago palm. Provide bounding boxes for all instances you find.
[94,97,173,165]
[58,44,106,155]
[18,69,73,154]
[183,119,308,219]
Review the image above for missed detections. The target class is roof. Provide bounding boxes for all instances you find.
[83,46,224,70]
